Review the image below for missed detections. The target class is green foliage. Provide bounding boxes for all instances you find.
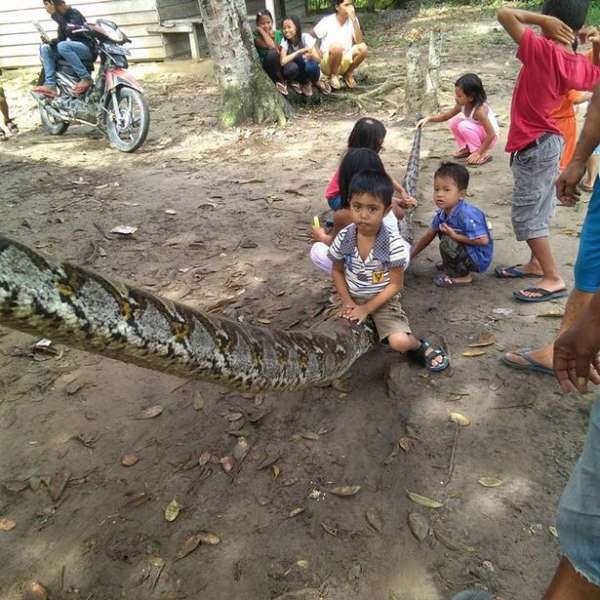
[307,0,407,13]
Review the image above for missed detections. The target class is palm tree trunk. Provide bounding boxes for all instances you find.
[197,0,292,126]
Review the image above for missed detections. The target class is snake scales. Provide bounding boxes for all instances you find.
[0,127,420,393]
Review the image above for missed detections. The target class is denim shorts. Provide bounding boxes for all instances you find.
[574,178,600,293]
[511,134,563,242]
[556,398,600,587]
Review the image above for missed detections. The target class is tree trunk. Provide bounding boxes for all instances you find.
[197,0,292,127]
[404,41,422,116]
[423,29,443,113]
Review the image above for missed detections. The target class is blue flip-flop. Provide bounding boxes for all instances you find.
[494,265,541,279]
[512,287,568,303]
[500,349,554,376]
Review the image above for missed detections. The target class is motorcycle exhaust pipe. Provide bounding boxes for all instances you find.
[30,92,69,122]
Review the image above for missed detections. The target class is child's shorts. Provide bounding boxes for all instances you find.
[510,133,563,241]
[556,397,600,587]
[320,49,353,76]
[350,293,411,341]
[574,178,600,293]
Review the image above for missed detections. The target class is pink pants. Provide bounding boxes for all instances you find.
[449,114,497,153]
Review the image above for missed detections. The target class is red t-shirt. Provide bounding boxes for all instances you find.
[325,167,340,200]
[507,28,600,152]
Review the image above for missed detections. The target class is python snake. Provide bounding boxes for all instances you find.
[0,127,421,393]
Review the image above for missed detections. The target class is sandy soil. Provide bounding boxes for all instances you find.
[0,6,596,600]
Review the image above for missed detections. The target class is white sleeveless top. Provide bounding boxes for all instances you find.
[465,104,499,134]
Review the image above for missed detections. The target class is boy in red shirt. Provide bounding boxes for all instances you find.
[496,1,600,303]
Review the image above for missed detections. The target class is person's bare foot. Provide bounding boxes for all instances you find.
[515,276,566,299]
[330,74,341,90]
[504,346,553,371]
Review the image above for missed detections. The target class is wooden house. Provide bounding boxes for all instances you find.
[0,0,308,69]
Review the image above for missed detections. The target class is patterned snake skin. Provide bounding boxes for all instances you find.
[0,127,421,393]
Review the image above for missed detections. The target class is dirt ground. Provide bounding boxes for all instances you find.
[0,5,597,600]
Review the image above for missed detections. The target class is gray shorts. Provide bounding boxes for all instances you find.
[511,133,563,242]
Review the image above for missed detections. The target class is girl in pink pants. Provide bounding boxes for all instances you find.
[418,73,499,165]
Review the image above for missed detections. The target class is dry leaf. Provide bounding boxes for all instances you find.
[272,465,280,479]
[328,485,361,497]
[296,560,309,569]
[0,518,16,531]
[331,378,352,394]
[468,332,496,348]
[110,225,138,236]
[48,470,71,502]
[449,412,471,426]
[193,395,205,411]
[408,512,430,541]
[537,311,565,318]
[462,350,487,357]
[256,448,280,470]
[289,507,305,518]
[165,499,181,522]
[406,491,444,509]
[300,432,319,440]
[365,508,383,532]
[22,581,48,600]
[232,437,250,462]
[175,534,202,560]
[198,531,221,545]
[134,405,163,419]
[125,492,153,507]
[257,318,272,325]
[2,479,29,494]
[220,456,234,473]
[120,453,139,467]
[549,526,559,538]
[478,477,504,488]
[321,521,338,536]
[434,528,476,553]
[399,437,415,451]
[199,451,212,465]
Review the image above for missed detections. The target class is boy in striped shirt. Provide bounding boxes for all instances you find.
[328,169,450,373]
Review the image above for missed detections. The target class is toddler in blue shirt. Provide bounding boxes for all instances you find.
[411,162,493,287]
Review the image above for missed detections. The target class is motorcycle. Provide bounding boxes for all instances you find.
[31,19,150,153]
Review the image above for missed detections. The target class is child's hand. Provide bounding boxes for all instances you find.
[416,117,430,129]
[342,304,370,324]
[311,226,330,243]
[541,16,575,46]
[440,223,459,240]
[398,193,417,209]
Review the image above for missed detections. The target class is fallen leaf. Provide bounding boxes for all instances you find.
[383,443,400,465]
[272,465,280,479]
[134,405,163,420]
[2,479,29,494]
[220,456,234,473]
[468,332,496,348]
[256,449,280,470]
[197,531,221,545]
[22,581,47,600]
[125,492,153,507]
[175,534,202,560]
[449,412,471,426]
[226,412,244,422]
[406,491,444,509]
[408,512,430,541]
[331,378,352,394]
[296,559,309,569]
[289,507,305,517]
[121,454,139,467]
[110,225,138,236]
[462,350,487,358]
[193,394,205,411]
[478,477,504,488]
[198,466,212,481]
[48,470,71,502]
[257,318,272,325]
[399,437,415,451]
[199,451,212,465]
[164,499,181,522]
[365,508,383,532]
[0,518,16,531]
[328,485,361,497]
[232,437,250,462]
[300,432,319,440]
[537,311,565,319]
[434,528,476,553]
[321,521,338,536]
[549,526,559,538]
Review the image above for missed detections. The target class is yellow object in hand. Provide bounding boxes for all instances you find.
[312,216,320,229]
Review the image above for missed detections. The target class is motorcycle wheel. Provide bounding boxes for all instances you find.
[105,87,149,153]
[39,104,69,136]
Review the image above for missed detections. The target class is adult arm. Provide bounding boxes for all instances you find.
[410,227,436,259]
[466,105,497,163]
[557,80,600,206]
[554,289,600,392]
[496,7,574,45]
[417,105,461,127]
[280,44,310,66]
[255,28,277,51]
[343,269,404,324]
[345,4,364,45]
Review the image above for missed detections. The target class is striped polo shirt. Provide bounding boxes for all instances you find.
[328,223,411,297]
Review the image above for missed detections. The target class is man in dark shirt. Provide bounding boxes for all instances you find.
[32,0,97,97]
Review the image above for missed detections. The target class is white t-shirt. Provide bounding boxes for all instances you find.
[280,33,316,53]
[313,13,357,55]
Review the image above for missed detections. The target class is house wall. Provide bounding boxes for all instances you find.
[0,0,164,69]
[155,0,201,22]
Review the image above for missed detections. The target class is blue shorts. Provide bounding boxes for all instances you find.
[556,398,600,587]
[574,178,600,293]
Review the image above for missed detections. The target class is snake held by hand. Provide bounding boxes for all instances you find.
[0,127,421,393]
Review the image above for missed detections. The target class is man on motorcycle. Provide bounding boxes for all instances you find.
[32,0,97,97]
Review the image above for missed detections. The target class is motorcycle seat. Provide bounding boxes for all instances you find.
[57,58,95,73]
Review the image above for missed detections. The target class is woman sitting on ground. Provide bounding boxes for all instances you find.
[253,10,287,95]
[280,15,331,97]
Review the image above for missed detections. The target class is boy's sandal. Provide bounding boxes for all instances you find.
[6,120,18,134]
[407,339,450,373]
[290,82,302,94]
[494,264,541,279]
[343,74,358,89]
[315,79,332,95]
[434,274,471,288]
[276,81,288,96]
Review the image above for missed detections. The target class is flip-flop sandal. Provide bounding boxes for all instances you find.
[407,339,450,373]
[500,349,554,376]
[453,148,470,159]
[512,287,568,303]
[344,75,358,89]
[276,82,288,96]
[472,155,493,165]
[494,265,542,279]
[434,274,471,288]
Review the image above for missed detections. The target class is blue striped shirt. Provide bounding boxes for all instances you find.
[328,223,411,297]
